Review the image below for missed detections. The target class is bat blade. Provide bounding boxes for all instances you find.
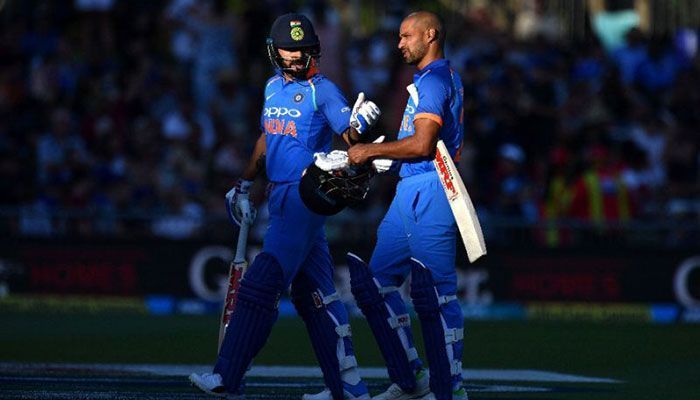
[218,222,250,351]
[434,140,487,263]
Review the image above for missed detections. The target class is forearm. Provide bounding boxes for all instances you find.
[364,132,437,159]
[341,127,361,146]
[241,133,266,181]
[347,118,440,165]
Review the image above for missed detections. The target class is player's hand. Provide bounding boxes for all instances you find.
[349,92,381,135]
[225,179,257,227]
[313,150,349,172]
[348,143,371,165]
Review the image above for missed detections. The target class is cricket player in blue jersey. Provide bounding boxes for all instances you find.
[347,11,468,400]
[189,13,380,400]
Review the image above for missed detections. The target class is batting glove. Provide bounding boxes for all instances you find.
[369,136,394,173]
[225,179,257,227]
[313,150,349,172]
[349,92,381,135]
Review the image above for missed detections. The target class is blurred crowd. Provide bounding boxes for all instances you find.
[0,0,698,246]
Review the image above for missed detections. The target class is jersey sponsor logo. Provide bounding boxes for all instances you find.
[293,93,304,103]
[341,106,350,113]
[264,107,302,118]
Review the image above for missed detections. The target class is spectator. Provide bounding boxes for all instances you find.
[36,107,90,185]
[568,143,636,239]
[0,1,695,247]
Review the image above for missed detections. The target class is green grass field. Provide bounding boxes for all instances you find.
[2,313,699,399]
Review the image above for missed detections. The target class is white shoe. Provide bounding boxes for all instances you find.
[372,369,430,400]
[188,372,234,398]
[302,388,371,400]
[419,387,468,400]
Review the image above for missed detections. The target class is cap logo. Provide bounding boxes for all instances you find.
[290,26,304,41]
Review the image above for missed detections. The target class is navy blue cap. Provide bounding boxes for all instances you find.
[269,13,319,49]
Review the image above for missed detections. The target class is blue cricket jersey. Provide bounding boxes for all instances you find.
[397,59,464,178]
[260,73,351,183]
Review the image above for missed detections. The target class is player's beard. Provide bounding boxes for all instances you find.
[402,44,426,65]
[282,56,316,80]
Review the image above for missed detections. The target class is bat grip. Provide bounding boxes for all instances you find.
[233,222,249,264]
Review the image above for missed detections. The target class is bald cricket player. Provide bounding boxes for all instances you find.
[347,11,469,400]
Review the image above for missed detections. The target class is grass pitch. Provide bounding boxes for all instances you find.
[1,313,698,399]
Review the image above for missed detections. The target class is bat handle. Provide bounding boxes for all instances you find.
[233,222,249,264]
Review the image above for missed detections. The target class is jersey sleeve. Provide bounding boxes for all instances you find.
[316,80,351,135]
[414,74,448,127]
[260,76,282,131]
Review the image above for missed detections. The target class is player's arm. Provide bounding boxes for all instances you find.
[341,127,361,146]
[240,132,267,181]
[318,85,379,147]
[226,132,265,227]
[348,118,440,165]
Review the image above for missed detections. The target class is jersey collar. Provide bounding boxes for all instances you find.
[414,58,449,81]
[277,70,321,87]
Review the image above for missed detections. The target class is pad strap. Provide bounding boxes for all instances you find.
[377,282,398,296]
[438,294,457,305]
[335,324,352,337]
[339,355,358,371]
[406,347,419,362]
[444,328,464,344]
[321,291,341,305]
[451,360,463,376]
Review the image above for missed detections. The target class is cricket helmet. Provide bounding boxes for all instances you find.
[299,162,374,216]
[267,13,320,79]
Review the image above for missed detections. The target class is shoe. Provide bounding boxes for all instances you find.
[419,388,468,400]
[302,388,371,399]
[189,372,235,398]
[372,369,430,400]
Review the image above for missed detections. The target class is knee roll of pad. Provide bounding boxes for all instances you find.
[216,252,284,393]
[410,258,463,399]
[237,253,284,312]
[347,253,417,393]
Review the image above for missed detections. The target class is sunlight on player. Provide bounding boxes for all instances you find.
[347,11,470,400]
[188,13,380,400]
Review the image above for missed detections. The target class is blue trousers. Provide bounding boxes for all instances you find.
[370,171,458,293]
[369,171,464,392]
[263,182,332,287]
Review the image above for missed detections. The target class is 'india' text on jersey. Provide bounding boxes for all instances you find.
[261,73,351,183]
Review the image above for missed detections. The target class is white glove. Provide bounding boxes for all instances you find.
[225,179,257,227]
[372,158,393,173]
[369,135,393,173]
[313,150,349,172]
[349,92,381,134]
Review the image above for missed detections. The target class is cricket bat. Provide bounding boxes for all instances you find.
[433,140,487,263]
[218,221,249,351]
